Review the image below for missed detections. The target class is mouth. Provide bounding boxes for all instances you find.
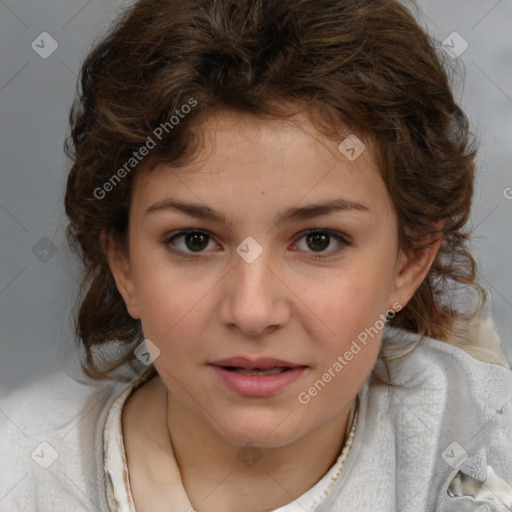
[210,356,306,372]
[209,357,308,397]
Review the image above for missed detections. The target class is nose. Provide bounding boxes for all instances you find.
[218,242,289,337]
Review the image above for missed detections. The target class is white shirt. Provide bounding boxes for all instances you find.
[1,323,512,511]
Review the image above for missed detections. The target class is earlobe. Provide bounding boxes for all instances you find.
[100,230,141,320]
[391,234,443,309]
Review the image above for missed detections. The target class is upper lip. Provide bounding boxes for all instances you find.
[210,357,305,370]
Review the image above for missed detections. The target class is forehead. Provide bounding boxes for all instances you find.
[131,109,389,219]
[186,109,369,168]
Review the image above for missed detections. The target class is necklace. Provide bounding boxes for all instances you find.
[338,396,359,468]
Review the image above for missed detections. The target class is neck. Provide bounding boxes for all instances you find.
[165,387,357,512]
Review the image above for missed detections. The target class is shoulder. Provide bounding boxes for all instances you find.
[377,323,512,440]
[379,322,512,401]
[436,315,511,369]
[365,324,512,510]
[0,369,127,438]
[377,317,511,388]
[325,323,512,511]
[0,368,137,511]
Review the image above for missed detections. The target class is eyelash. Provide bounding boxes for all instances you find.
[162,229,349,260]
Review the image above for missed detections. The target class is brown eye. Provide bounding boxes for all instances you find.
[293,229,349,260]
[183,232,209,252]
[164,230,217,255]
[305,232,331,252]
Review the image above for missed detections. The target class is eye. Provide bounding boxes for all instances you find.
[164,230,218,256]
[163,229,349,259]
[292,229,349,260]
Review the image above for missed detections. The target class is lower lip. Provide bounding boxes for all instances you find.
[210,365,307,397]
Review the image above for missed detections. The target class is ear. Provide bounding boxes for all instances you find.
[100,230,141,320]
[389,231,443,310]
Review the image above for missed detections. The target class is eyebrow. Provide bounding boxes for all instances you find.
[144,197,370,227]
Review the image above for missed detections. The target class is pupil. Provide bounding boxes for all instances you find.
[186,232,208,251]
[307,232,329,251]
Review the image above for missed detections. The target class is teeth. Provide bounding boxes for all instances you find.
[230,367,288,376]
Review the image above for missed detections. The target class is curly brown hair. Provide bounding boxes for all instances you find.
[64,0,485,381]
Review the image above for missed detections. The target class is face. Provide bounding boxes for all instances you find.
[105,110,436,448]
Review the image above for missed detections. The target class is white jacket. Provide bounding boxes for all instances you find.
[1,321,511,512]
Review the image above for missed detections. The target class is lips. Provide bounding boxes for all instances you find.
[209,357,308,397]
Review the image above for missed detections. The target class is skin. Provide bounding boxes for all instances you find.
[103,109,441,512]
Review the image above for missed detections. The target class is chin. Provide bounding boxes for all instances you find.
[216,414,306,449]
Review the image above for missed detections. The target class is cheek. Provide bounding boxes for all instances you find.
[299,279,385,412]
[304,256,396,371]
[132,260,208,346]
[313,283,384,369]
[312,266,392,330]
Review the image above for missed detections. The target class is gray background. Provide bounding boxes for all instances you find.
[1,0,511,392]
